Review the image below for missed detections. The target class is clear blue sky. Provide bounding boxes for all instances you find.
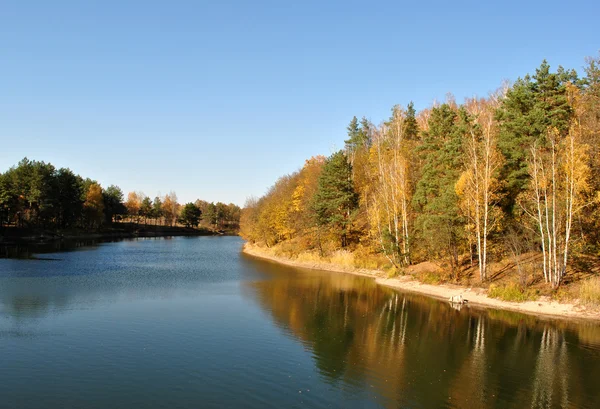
[1,0,598,206]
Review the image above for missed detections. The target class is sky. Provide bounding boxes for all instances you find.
[1,0,599,206]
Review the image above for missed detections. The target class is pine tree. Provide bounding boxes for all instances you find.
[404,101,419,140]
[152,196,163,225]
[496,60,579,215]
[345,116,360,152]
[312,151,358,247]
[179,203,202,227]
[413,104,466,274]
[140,196,152,225]
[345,116,371,155]
[103,185,125,224]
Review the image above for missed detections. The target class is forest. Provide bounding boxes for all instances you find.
[0,159,241,233]
[240,55,600,298]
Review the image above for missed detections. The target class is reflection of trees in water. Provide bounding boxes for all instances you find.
[247,265,600,409]
[449,315,488,407]
[0,239,102,259]
[376,294,408,348]
[531,327,569,409]
[247,271,403,387]
[3,294,56,316]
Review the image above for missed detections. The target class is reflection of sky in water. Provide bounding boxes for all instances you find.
[1,236,599,409]
[0,237,252,318]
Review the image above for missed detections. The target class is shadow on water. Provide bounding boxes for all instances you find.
[0,236,184,259]
[0,239,104,259]
[241,254,600,409]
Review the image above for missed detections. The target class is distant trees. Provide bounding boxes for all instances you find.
[125,192,142,223]
[161,192,177,226]
[179,203,202,227]
[0,159,239,232]
[139,196,152,225]
[53,167,83,228]
[103,185,125,223]
[198,200,241,231]
[83,183,104,228]
[152,197,163,225]
[0,159,88,229]
[240,56,600,289]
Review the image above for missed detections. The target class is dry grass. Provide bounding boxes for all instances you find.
[351,245,391,270]
[385,266,403,278]
[488,282,538,302]
[329,249,355,268]
[295,251,324,264]
[579,277,600,307]
[418,271,443,285]
[272,241,300,258]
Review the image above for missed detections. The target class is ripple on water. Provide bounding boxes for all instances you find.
[1,236,600,409]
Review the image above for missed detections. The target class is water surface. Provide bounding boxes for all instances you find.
[1,236,599,408]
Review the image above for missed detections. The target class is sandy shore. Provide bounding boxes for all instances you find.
[242,243,600,322]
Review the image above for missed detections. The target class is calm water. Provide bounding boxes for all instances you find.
[1,237,599,409]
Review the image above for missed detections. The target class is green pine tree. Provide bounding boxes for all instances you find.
[312,151,358,247]
[179,203,202,227]
[413,104,467,273]
[345,116,371,154]
[404,101,419,140]
[496,60,579,214]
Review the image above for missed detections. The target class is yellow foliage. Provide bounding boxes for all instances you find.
[291,184,305,212]
[84,183,104,227]
[126,191,141,215]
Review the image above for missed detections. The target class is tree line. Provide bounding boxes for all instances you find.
[0,159,241,231]
[241,55,600,289]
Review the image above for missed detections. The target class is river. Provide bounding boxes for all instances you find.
[0,236,599,408]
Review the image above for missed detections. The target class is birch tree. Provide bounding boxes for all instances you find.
[519,88,593,287]
[456,97,504,281]
[368,105,414,266]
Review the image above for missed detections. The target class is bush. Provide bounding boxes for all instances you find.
[488,282,538,302]
[579,277,600,307]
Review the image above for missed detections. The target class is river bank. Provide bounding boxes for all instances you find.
[0,224,223,246]
[242,243,600,322]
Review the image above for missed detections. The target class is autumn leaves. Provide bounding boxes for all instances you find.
[240,56,600,288]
